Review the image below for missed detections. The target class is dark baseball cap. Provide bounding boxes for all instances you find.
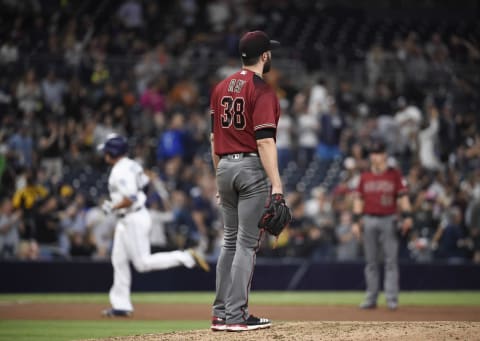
[239,31,280,59]
[369,138,387,153]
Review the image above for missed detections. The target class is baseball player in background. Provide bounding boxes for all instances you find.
[99,135,209,317]
[352,138,413,310]
[209,30,283,332]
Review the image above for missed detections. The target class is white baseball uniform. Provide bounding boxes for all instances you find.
[107,156,196,311]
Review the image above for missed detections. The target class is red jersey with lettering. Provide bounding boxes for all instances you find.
[210,69,280,155]
[357,167,408,215]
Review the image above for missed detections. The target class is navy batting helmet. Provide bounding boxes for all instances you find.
[99,135,128,157]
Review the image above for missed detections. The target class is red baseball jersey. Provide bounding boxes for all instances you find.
[357,167,408,215]
[210,69,280,155]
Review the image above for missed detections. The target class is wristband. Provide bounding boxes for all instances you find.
[401,212,413,219]
[352,213,362,223]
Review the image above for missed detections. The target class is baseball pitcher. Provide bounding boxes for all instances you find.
[210,31,290,332]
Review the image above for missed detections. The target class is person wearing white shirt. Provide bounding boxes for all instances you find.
[98,135,209,317]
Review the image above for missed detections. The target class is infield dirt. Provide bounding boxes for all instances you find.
[2,303,480,340]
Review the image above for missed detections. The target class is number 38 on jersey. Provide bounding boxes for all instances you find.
[221,96,246,130]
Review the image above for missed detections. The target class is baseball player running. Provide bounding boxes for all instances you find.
[99,135,209,317]
[209,31,284,332]
[352,138,413,310]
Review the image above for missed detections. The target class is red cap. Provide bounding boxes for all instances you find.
[239,31,280,59]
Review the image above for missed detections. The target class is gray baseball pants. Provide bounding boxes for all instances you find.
[362,215,399,304]
[212,154,270,324]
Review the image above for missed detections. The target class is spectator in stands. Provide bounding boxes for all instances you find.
[305,186,334,228]
[148,197,174,252]
[437,104,459,164]
[216,57,239,80]
[366,45,386,92]
[0,38,19,66]
[63,78,87,122]
[432,206,468,262]
[307,78,329,117]
[190,176,217,254]
[294,92,318,168]
[426,33,449,61]
[169,189,199,249]
[58,191,93,258]
[0,76,13,117]
[466,191,480,263]
[140,78,167,115]
[276,108,294,172]
[93,114,121,148]
[16,69,42,115]
[168,77,199,111]
[206,0,232,32]
[394,97,422,169]
[418,105,443,171]
[368,80,394,117]
[7,121,34,169]
[303,186,336,260]
[285,193,311,257]
[156,113,187,163]
[134,52,162,95]
[117,0,144,31]
[12,169,48,245]
[39,118,67,182]
[63,30,83,70]
[90,59,110,87]
[0,197,21,258]
[335,210,360,261]
[409,189,440,262]
[41,69,67,113]
[33,194,65,259]
[335,79,357,116]
[317,97,344,161]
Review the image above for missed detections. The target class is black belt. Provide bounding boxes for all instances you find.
[118,206,143,218]
[220,152,258,159]
[364,213,394,217]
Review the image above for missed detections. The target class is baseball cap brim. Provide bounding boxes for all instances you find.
[270,40,280,49]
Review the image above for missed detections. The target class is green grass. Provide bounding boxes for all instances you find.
[1,291,479,340]
[1,291,480,306]
[0,320,206,341]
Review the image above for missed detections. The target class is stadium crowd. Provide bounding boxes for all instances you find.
[0,0,479,264]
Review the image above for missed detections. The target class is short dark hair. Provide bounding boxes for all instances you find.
[241,55,261,66]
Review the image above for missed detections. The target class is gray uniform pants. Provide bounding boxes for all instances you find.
[362,215,399,304]
[212,154,270,324]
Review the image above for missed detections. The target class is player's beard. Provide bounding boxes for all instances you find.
[263,55,272,74]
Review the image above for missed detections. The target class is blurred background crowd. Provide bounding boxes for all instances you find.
[0,0,479,264]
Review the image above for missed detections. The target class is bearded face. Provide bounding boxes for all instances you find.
[262,53,272,74]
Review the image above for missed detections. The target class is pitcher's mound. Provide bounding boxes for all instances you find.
[89,321,480,341]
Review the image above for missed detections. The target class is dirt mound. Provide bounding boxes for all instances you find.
[84,321,480,341]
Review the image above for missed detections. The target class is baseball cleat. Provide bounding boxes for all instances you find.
[226,315,271,332]
[211,316,226,331]
[387,301,398,310]
[359,301,377,310]
[187,249,210,272]
[102,308,132,317]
